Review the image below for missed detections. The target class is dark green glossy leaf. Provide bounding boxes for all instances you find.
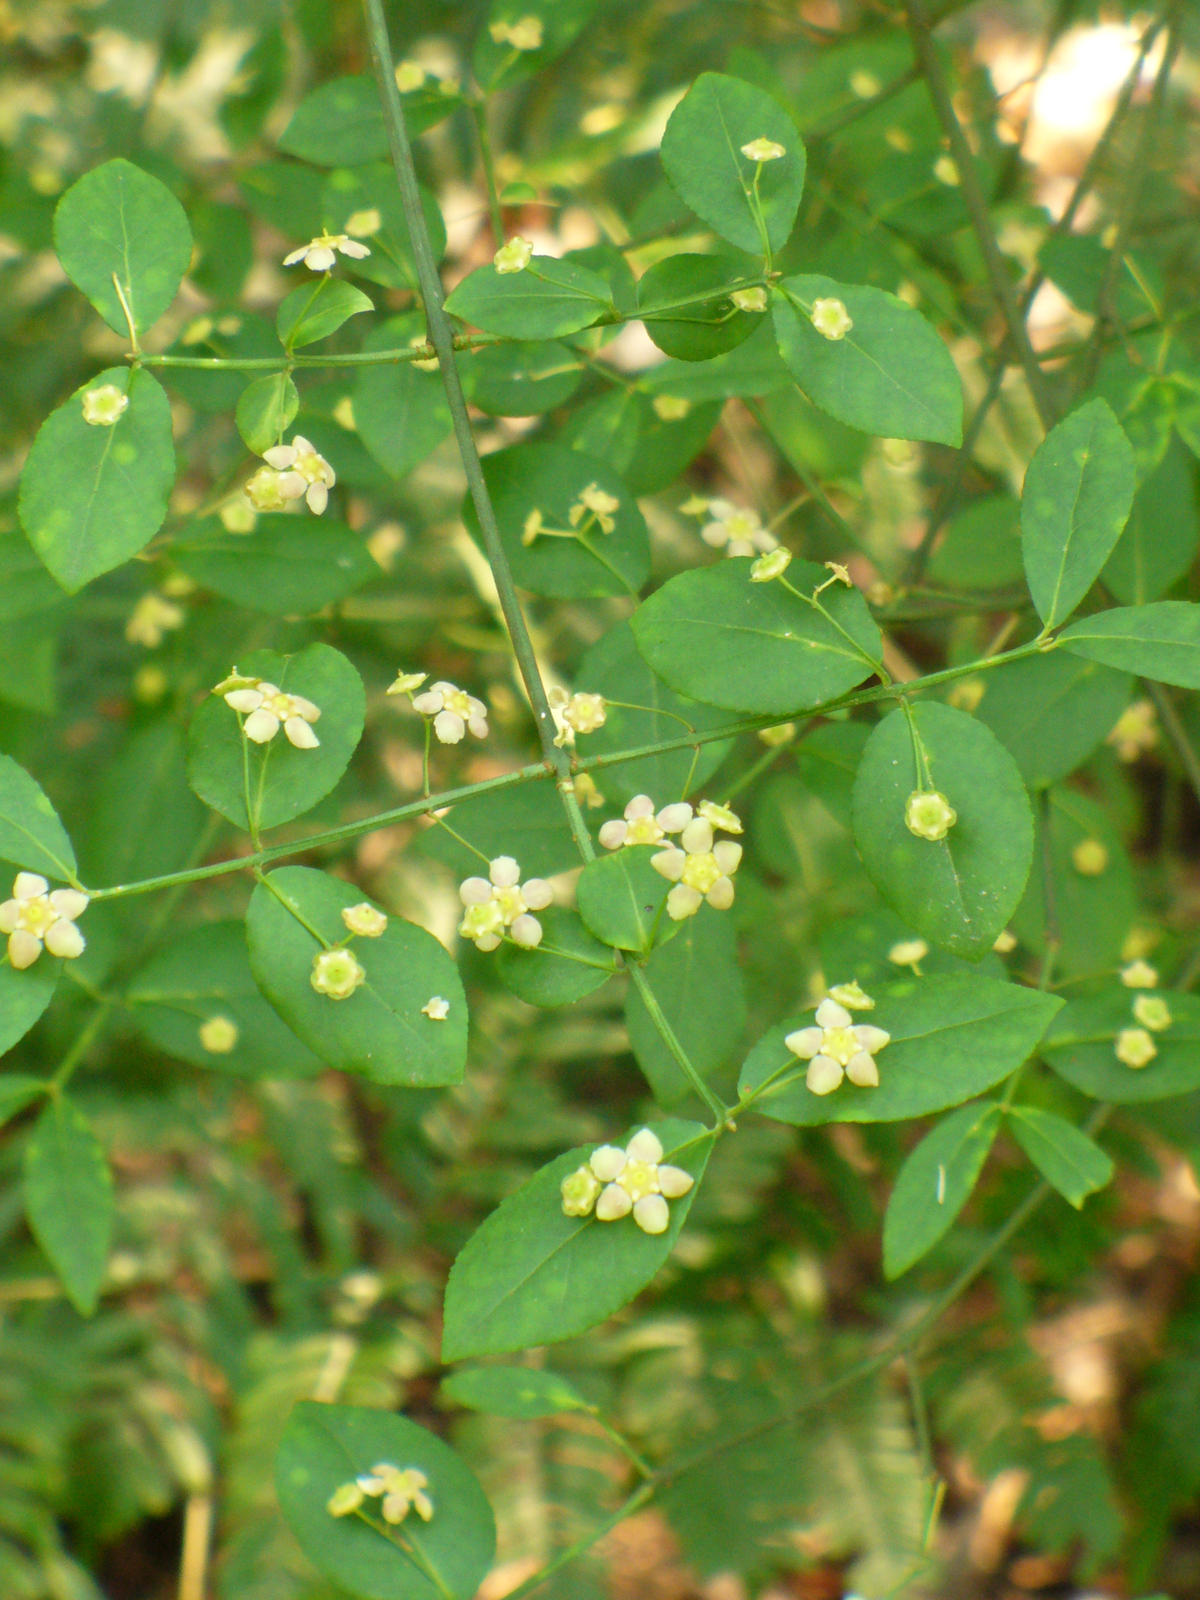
[971,652,1132,789]
[444,258,612,340]
[466,340,582,416]
[278,279,373,350]
[637,254,760,362]
[1059,602,1200,687]
[1102,436,1199,605]
[576,845,676,953]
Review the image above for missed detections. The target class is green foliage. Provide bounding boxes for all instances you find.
[883,1101,1002,1278]
[0,754,76,880]
[440,1366,591,1418]
[236,372,300,455]
[278,279,374,350]
[444,259,612,339]
[1059,602,1200,686]
[23,1098,112,1316]
[1006,1104,1113,1207]
[576,845,676,953]
[174,519,376,615]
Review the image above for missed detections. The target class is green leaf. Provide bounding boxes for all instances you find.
[186,643,366,833]
[239,161,325,240]
[19,367,175,593]
[0,965,58,1059]
[637,254,760,362]
[355,317,453,480]
[418,783,578,881]
[639,318,791,401]
[497,907,617,1007]
[1102,435,1199,604]
[473,0,599,91]
[128,922,323,1079]
[1021,399,1135,628]
[818,907,999,991]
[235,372,299,455]
[83,721,206,898]
[882,1101,1002,1278]
[466,340,582,416]
[440,1367,591,1419]
[576,845,677,953]
[278,77,458,168]
[1007,1105,1113,1208]
[1043,989,1200,1103]
[23,1096,113,1315]
[625,911,746,1105]
[443,259,612,340]
[632,558,882,715]
[576,618,734,805]
[246,867,467,1087]
[660,74,806,256]
[793,720,872,828]
[0,613,58,716]
[851,703,1034,959]
[275,1402,495,1600]
[0,527,68,620]
[927,496,1024,592]
[773,275,962,445]
[1058,602,1200,687]
[53,159,191,336]
[0,753,76,880]
[441,1118,712,1359]
[278,279,374,351]
[322,165,446,291]
[738,973,1061,1125]
[465,443,649,600]
[0,1074,46,1125]
[971,652,1132,789]
[174,519,375,616]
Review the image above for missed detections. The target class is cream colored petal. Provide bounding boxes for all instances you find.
[433,709,466,743]
[589,1145,627,1182]
[224,689,265,713]
[666,883,703,920]
[13,873,48,899]
[521,878,553,910]
[44,919,85,959]
[467,712,489,738]
[0,900,18,933]
[340,239,372,258]
[282,246,308,266]
[852,1025,890,1053]
[657,1164,694,1198]
[626,1128,664,1165]
[459,877,492,905]
[595,1182,633,1221]
[656,802,693,833]
[284,716,320,749]
[306,481,329,514]
[243,708,280,743]
[305,247,337,271]
[680,817,713,855]
[411,691,444,714]
[509,913,542,948]
[474,932,501,952]
[712,840,743,875]
[815,998,852,1029]
[277,471,307,499]
[598,820,628,850]
[806,1055,844,1095]
[489,857,521,887]
[49,889,89,921]
[785,1026,823,1059]
[633,1194,670,1234]
[651,847,686,881]
[845,1051,879,1087]
[705,875,735,910]
[8,929,42,969]
[263,445,297,469]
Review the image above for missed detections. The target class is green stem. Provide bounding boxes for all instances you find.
[50,1001,114,1093]
[625,963,729,1125]
[497,1485,655,1600]
[472,100,505,243]
[591,1415,654,1478]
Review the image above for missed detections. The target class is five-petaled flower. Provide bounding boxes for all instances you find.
[785,992,891,1096]
[311,948,365,1001]
[282,232,372,272]
[328,1463,434,1525]
[494,236,534,274]
[1115,1026,1156,1069]
[688,498,778,559]
[560,1127,694,1234]
[1121,959,1159,988]
[459,857,553,952]
[253,437,336,516]
[741,137,785,161]
[811,298,853,340]
[411,680,489,745]
[905,790,956,842]
[490,14,544,50]
[569,483,620,534]
[81,384,128,426]
[342,902,387,938]
[0,873,88,969]
[221,677,321,748]
[549,687,607,747]
[1133,993,1171,1032]
[421,996,450,1020]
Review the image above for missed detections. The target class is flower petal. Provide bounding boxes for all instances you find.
[626,1128,663,1165]
[243,709,280,743]
[263,446,297,469]
[433,710,466,743]
[784,1026,823,1060]
[13,873,48,900]
[49,889,88,921]
[306,481,328,514]
[815,998,852,1029]
[284,716,320,748]
[8,929,42,969]
[44,919,85,959]
[633,1194,670,1234]
[224,689,265,713]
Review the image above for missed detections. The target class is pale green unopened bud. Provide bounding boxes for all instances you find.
[905,790,957,841]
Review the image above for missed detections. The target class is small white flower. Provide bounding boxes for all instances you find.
[905,790,956,842]
[741,137,786,161]
[560,1126,694,1233]
[649,803,743,922]
[344,208,381,239]
[199,1015,239,1053]
[311,948,365,1000]
[731,286,768,313]
[699,499,777,559]
[751,547,792,583]
[411,680,488,744]
[489,14,544,50]
[652,395,691,420]
[354,1464,433,1525]
[222,678,321,749]
[1120,959,1159,989]
[785,992,890,1095]
[394,60,425,93]
[126,593,184,648]
[282,232,372,272]
[494,236,534,274]
[1107,700,1158,762]
[888,938,928,969]
[0,873,88,970]
[342,903,387,938]
[458,857,552,951]
[811,298,853,340]
[569,483,620,534]
[421,996,450,1021]
[548,687,607,747]
[81,384,128,426]
[261,436,336,515]
[1133,994,1171,1032]
[1115,1026,1156,1069]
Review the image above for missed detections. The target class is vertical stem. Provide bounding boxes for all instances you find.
[472,100,506,244]
[625,963,729,1123]
[1147,680,1200,808]
[178,1494,213,1600]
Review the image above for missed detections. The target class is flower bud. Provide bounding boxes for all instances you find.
[1072,838,1108,876]
[1133,994,1171,1032]
[561,1166,601,1217]
[1115,1027,1156,1069]
[811,298,853,340]
[199,1015,239,1054]
[731,286,768,313]
[342,902,388,937]
[311,948,366,1000]
[905,790,957,841]
[494,236,534,274]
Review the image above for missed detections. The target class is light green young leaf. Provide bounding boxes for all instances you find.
[186,643,365,833]
[19,367,174,593]
[0,753,77,880]
[174,519,376,616]
[637,254,760,362]
[440,1366,592,1419]
[576,845,677,953]
[235,372,299,455]
[1043,989,1200,1103]
[23,1096,113,1315]
[53,159,191,336]
[355,316,453,480]
[1058,602,1200,687]
[278,279,374,351]
[246,867,467,1087]
[128,921,323,1079]
[441,1119,712,1360]
[625,911,746,1105]
[1021,398,1135,628]
[882,1101,1002,1279]
[772,276,962,445]
[443,259,612,340]
[660,73,806,257]
[1007,1105,1113,1208]
[851,703,1034,960]
[0,965,59,1060]
[497,906,617,1008]
[738,973,1061,1125]
[631,558,882,715]
[971,652,1132,790]
[276,1402,495,1600]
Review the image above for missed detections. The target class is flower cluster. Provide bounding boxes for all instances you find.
[81,383,128,426]
[246,436,336,516]
[905,789,956,842]
[283,233,371,272]
[0,873,88,969]
[327,1464,434,1525]
[489,14,543,49]
[459,857,553,952]
[494,236,533,274]
[523,484,621,547]
[599,797,743,920]
[218,675,321,749]
[560,1128,694,1234]
[785,988,891,1096]
[811,297,853,340]
[682,497,779,559]
[1115,983,1172,1070]
[416,678,489,744]
[549,687,607,747]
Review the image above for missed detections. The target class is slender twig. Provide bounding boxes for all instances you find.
[471,100,505,243]
[1146,680,1200,806]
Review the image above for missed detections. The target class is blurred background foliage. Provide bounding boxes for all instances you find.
[2,0,1200,1596]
